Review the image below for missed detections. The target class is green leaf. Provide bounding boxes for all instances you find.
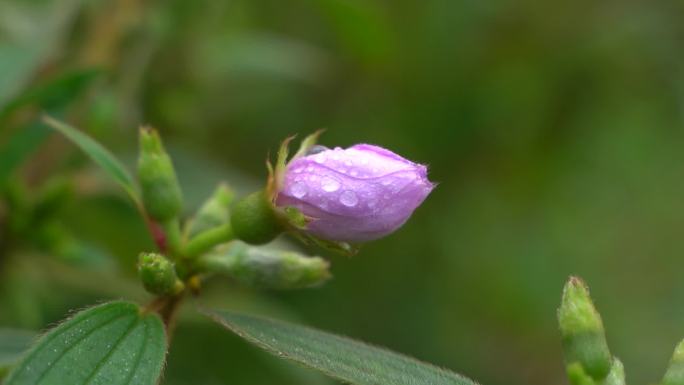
[42,116,141,205]
[205,309,476,385]
[5,301,167,385]
[0,329,36,367]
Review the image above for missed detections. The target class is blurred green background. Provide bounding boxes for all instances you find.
[2,0,684,384]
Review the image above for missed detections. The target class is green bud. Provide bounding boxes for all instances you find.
[230,191,283,245]
[558,277,612,380]
[186,183,234,238]
[198,242,331,289]
[137,127,183,221]
[138,252,184,295]
[662,340,684,385]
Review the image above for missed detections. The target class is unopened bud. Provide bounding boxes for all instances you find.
[137,127,183,221]
[187,183,234,238]
[662,340,684,385]
[230,191,283,245]
[558,276,612,380]
[138,252,183,295]
[276,143,434,242]
[198,242,330,290]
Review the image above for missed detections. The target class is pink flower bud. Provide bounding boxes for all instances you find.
[275,144,434,242]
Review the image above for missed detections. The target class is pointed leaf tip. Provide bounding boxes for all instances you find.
[43,116,140,206]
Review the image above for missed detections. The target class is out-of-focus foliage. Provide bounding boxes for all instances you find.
[2,0,684,384]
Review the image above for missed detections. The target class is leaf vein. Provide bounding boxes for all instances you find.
[82,316,139,384]
[32,313,133,384]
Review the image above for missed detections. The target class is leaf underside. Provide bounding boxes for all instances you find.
[205,309,477,385]
[5,301,167,385]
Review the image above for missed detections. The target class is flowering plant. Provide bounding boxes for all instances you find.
[2,118,683,385]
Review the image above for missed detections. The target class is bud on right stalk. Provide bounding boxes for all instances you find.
[662,340,684,385]
[138,252,184,296]
[558,277,613,381]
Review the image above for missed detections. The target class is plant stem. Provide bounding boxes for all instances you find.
[146,217,167,252]
[183,223,234,258]
[161,218,182,257]
[145,293,185,341]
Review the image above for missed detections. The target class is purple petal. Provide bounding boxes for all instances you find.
[276,144,434,242]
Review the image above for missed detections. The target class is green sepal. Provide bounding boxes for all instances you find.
[197,242,331,290]
[138,252,184,295]
[292,129,325,160]
[266,130,324,202]
[186,183,235,238]
[137,127,183,222]
[558,277,612,380]
[282,206,312,230]
[290,231,359,256]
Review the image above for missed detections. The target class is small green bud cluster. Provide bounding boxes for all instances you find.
[132,128,332,296]
[558,277,624,385]
[138,252,184,296]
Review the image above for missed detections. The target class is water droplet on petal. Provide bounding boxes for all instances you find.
[322,177,341,192]
[381,179,392,186]
[306,145,329,156]
[340,190,359,207]
[350,170,358,177]
[291,182,307,198]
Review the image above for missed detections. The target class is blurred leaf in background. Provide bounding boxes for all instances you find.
[0,0,80,109]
